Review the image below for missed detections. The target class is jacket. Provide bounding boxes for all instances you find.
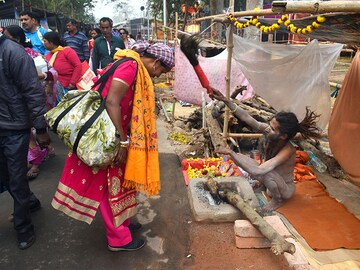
[92,35,125,74]
[0,36,47,132]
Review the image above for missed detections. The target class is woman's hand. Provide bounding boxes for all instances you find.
[215,146,233,156]
[113,145,127,167]
[209,88,227,102]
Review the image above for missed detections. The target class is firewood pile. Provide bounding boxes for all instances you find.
[167,85,346,180]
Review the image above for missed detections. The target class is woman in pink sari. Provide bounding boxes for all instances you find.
[52,41,175,251]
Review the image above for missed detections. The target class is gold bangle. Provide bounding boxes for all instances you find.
[120,144,128,148]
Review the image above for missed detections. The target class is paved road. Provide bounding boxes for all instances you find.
[0,120,192,270]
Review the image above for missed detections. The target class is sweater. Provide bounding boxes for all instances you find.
[46,47,82,88]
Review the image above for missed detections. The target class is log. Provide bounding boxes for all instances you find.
[204,104,228,148]
[221,189,296,255]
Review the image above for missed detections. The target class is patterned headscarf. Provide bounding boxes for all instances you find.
[131,41,175,68]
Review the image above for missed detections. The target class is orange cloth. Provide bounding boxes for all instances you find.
[329,51,360,186]
[294,150,316,182]
[277,180,360,250]
[113,49,160,196]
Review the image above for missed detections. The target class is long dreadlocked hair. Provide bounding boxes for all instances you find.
[275,107,322,140]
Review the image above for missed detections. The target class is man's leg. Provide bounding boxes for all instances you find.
[3,132,35,249]
[260,171,295,212]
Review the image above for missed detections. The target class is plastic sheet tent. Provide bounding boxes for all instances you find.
[173,47,254,106]
[232,36,343,129]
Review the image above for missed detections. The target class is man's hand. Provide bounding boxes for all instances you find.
[215,146,233,156]
[209,88,227,101]
[113,145,127,167]
[36,132,51,149]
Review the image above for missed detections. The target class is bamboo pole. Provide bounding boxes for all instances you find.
[221,133,263,139]
[222,0,235,145]
[272,0,360,14]
[195,1,360,22]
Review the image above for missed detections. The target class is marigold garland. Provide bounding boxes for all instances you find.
[228,11,326,35]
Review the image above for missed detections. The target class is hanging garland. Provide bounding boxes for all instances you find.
[227,12,326,35]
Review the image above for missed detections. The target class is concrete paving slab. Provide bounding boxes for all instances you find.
[187,176,260,222]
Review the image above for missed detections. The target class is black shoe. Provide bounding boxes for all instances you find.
[108,238,145,252]
[128,222,142,232]
[18,233,35,250]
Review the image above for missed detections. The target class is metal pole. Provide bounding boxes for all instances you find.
[163,0,167,43]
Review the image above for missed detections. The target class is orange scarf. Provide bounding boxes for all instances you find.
[114,49,160,196]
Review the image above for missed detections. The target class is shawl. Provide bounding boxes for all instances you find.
[114,49,160,196]
[49,46,68,66]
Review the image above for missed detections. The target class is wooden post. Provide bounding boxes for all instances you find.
[222,0,235,146]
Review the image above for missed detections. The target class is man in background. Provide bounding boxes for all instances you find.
[63,19,90,62]
[20,11,49,55]
[92,17,125,75]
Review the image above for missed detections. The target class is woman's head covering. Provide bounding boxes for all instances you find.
[131,41,175,68]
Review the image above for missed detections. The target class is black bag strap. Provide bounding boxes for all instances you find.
[93,57,134,94]
[52,93,86,133]
[52,57,134,134]
[72,98,107,155]
[72,57,137,156]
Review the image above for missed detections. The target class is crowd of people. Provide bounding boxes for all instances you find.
[0,11,175,251]
[0,10,322,254]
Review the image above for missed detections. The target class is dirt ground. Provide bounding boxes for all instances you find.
[186,223,292,270]
[164,55,354,269]
[161,106,293,270]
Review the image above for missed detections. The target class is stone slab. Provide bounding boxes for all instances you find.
[187,177,260,222]
[283,238,312,269]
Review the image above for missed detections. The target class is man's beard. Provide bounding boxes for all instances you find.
[258,133,283,160]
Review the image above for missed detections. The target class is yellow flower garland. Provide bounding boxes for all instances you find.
[228,12,326,35]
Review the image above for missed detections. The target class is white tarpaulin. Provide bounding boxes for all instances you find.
[174,46,254,106]
[232,36,343,129]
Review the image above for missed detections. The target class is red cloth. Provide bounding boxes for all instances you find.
[46,47,82,88]
[52,61,138,227]
[294,150,316,182]
[277,180,360,250]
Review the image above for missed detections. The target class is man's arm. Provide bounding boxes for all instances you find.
[92,39,100,74]
[216,145,293,177]
[82,33,90,62]
[211,88,269,133]
[9,49,50,145]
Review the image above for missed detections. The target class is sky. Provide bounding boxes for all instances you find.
[93,0,147,22]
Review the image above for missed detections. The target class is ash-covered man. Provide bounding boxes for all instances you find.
[210,89,321,212]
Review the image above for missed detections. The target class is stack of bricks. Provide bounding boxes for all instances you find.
[234,215,315,270]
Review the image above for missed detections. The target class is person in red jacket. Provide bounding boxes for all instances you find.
[43,31,82,104]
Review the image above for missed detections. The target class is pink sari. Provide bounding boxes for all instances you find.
[52,60,138,227]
